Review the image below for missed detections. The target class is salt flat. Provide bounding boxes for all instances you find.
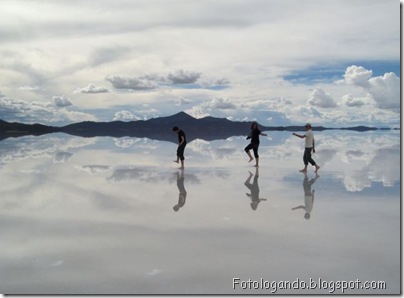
[0,131,399,294]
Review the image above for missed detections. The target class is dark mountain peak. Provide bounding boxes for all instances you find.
[0,114,393,143]
[170,111,195,120]
[147,111,196,126]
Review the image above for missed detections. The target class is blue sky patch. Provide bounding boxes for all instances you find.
[284,60,400,84]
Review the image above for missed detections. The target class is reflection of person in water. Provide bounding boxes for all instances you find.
[292,173,319,219]
[173,169,187,212]
[244,168,267,210]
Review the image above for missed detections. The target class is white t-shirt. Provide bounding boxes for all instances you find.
[305,130,314,148]
[304,194,314,213]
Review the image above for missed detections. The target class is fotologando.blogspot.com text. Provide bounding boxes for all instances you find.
[232,278,387,294]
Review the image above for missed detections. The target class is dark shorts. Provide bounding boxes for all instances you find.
[245,142,259,158]
[303,147,316,166]
[177,143,186,160]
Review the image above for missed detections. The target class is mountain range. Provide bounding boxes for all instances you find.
[0,111,392,142]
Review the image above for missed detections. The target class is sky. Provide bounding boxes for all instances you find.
[0,0,400,127]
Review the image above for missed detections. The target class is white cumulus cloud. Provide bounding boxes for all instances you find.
[167,70,201,84]
[368,72,400,110]
[106,75,159,90]
[342,65,400,110]
[342,94,366,107]
[75,83,110,94]
[307,87,337,108]
[343,65,373,88]
[52,95,73,108]
[113,110,141,121]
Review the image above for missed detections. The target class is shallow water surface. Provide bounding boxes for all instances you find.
[0,131,400,294]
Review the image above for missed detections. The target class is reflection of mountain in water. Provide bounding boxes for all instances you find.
[0,131,399,193]
[0,111,390,143]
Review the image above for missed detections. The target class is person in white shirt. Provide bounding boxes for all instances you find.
[292,123,320,173]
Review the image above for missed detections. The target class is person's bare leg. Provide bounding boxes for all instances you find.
[254,157,259,167]
[246,151,253,162]
[314,164,320,173]
[299,165,307,173]
[180,159,184,169]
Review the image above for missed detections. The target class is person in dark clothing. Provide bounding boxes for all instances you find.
[172,126,186,169]
[244,122,267,167]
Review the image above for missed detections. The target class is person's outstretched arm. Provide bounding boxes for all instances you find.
[293,132,305,139]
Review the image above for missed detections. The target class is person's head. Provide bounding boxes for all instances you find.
[251,122,258,130]
[250,202,258,210]
[305,123,312,130]
[304,212,311,220]
[172,126,179,132]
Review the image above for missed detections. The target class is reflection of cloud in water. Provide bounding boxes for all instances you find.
[315,149,338,167]
[187,139,238,160]
[343,170,371,192]
[0,131,399,193]
[342,150,367,163]
[53,152,73,164]
[0,135,95,164]
[107,168,152,182]
[147,269,163,276]
[107,167,229,185]
[367,146,400,187]
[19,169,43,174]
[75,165,110,175]
[113,137,141,148]
[339,143,399,191]
[113,137,160,149]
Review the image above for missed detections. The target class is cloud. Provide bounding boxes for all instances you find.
[18,85,40,91]
[0,1,398,127]
[167,70,201,84]
[175,96,193,106]
[113,110,141,121]
[105,71,228,91]
[88,46,130,67]
[197,77,230,89]
[209,97,237,110]
[307,87,337,108]
[52,95,73,108]
[368,72,400,110]
[343,65,372,88]
[342,65,400,110]
[0,96,96,125]
[106,75,159,90]
[75,84,110,94]
[342,94,366,107]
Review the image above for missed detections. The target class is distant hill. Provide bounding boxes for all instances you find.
[0,119,61,140]
[0,111,385,142]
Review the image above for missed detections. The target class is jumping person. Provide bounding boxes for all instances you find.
[292,123,320,173]
[172,126,186,169]
[244,122,267,167]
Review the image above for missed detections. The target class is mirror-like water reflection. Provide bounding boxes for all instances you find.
[0,131,400,294]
